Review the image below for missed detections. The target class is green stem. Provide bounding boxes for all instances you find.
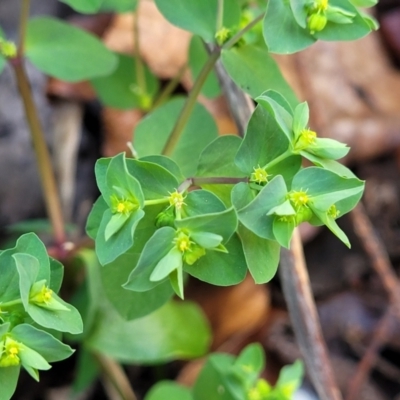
[161,48,221,156]
[133,8,147,97]
[178,176,248,193]
[12,61,66,246]
[144,198,169,206]
[18,0,30,56]
[152,63,187,109]
[1,299,23,309]
[263,149,292,170]
[216,0,224,32]
[222,13,264,50]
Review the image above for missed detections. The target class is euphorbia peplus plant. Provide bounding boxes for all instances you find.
[0,0,379,398]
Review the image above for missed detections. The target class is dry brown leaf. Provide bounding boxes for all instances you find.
[103,0,191,79]
[274,31,400,163]
[101,107,143,156]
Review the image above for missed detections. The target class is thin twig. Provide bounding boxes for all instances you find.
[280,229,343,400]
[161,48,220,156]
[350,202,400,315]
[345,307,393,400]
[18,0,30,56]
[11,60,66,248]
[95,353,137,400]
[133,4,147,96]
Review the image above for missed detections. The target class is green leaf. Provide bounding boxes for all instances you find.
[18,344,51,372]
[154,0,241,42]
[58,0,103,13]
[314,0,371,41]
[104,213,130,241]
[196,135,245,206]
[256,91,294,141]
[151,247,183,282]
[292,167,364,209]
[86,196,107,240]
[134,97,218,176]
[182,189,227,218]
[126,159,179,200]
[26,17,117,81]
[263,0,315,54]
[302,138,350,160]
[190,232,223,249]
[292,102,309,134]
[230,343,265,387]
[104,153,145,208]
[236,176,288,240]
[81,247,173,322]
[273,216,295,248]
[91,53,159,110]
[238,225,280,284]
[11,324,74,362]
[176,207,237,243]
[0,366,19,400]
[275,360,304,396]
[145,381,193,400]
[235,105,291,175]
[124,227,176,292]
[96,208,145,265]
[14,253,83,334]
[221,44,298,107]
[301,153,358,178]
[349,0,377,6]
[100,0,138,12]
[141,155,185,182]
[85,300,211,363]
[189,36,220,98]
[289,0,308,29]
[0,233,51,304]
[49,258,64,294]
[193,353,242,400]
[184,234,247,286]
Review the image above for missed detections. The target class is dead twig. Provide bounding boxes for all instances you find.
[346,202,400,399]
[280,229,343,400]
[345,307,394,400]
[350,202,400,314]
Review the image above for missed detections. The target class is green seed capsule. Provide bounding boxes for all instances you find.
[308,13,328,34]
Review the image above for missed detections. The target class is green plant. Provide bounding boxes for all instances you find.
[144,344,304,400]
[0,0,378,398]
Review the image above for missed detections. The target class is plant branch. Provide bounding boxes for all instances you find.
[264,149,292,170]
[350,202,400,315]
[18,0,30,56]
[12,60,66,246]
[152,63,187,109]
[177,176,248,193]
[216,0,224,32]
[133,7,147,96]
[95,353,137,400]
[161,48,221,156]
[280,229,343,400]
[222,13,264,50]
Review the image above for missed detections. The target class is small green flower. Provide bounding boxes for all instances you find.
[168,190,186,209]
[215,27,232,46]
[288,189,310,209]
[0,39,17,58]
[29,280,69,311]
[110,195,138,215]
[250,166,270,185]
[0,338,21,367]
[307,13,328,33]
[327,204,340,219]
[294,128,317,151]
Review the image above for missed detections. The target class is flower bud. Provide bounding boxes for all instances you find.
[307,13,327,34]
